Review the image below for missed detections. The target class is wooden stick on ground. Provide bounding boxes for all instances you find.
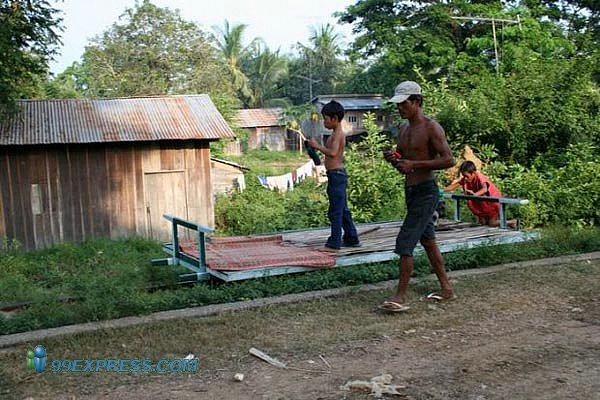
[249,347,287,368]
[249,348,332,374]
[286,366,332,374]
[358,226,381,237]
[319,354,332,369]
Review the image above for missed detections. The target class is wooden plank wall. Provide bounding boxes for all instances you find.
[186,142,213,228]
[211,162,245,195]
[0,141,213,249]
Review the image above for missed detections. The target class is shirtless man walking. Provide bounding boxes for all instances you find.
[380,81,456,312]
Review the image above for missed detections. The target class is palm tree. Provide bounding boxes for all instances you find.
[309,23,343,57]
[297,23,345,96]
[247,45,288,107]
[213,20,262,100]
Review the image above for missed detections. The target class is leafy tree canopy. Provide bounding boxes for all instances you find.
[280,23,350,104]
[335,0,599,164]
[0,0,62,119]
[79,0,232,98]
[336,1,593,88]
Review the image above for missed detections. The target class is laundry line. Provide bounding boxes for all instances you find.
[257,160,327,192]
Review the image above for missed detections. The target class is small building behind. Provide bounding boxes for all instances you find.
[235,108,292,151]
[211,158,249,196]
[306,94,393,143]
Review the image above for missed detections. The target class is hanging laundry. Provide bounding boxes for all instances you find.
[265,172,294,192]
[259,160,326,192]
[257,175,269,189]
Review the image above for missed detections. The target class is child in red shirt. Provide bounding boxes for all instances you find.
[445,161,503,226]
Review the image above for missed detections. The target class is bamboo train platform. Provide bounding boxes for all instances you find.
[153,214,539,283]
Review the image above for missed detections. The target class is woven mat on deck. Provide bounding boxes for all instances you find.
[179,235,336,271]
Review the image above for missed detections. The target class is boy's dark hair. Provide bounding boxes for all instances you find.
[459,160,477,174]
[407,94,423,107]
[321,100,345,121]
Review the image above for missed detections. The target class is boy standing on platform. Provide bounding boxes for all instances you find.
[307,101,360,250]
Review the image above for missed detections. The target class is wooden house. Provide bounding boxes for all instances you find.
[235,108,292,151]
[0,95,235,249]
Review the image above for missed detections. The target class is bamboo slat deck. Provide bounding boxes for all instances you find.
[157,218,539,282]
[283,219,529,257]
[278,219,538,271]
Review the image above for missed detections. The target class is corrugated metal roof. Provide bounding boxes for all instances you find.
[235,108,283,128]
[312,94,385,110]
[0,94,236,145]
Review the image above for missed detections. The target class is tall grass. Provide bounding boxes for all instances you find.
[1,226,599,335]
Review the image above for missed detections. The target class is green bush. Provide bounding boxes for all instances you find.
[215,113,408,235]
[345,113,406,221]
[491,143,600,227]
[215,175,328,235]
[421,56,600,166]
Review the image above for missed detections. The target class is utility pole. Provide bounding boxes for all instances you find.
[296,74,322,101]
[451,15,521,74]
[296,43,322,101]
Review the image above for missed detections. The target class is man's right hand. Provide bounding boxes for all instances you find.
[383,150,396,162]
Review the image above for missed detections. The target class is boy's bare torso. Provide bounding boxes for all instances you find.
[324,132,345,170]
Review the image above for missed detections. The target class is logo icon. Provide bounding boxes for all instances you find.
[28,345,47,373]
[26,350,34,370]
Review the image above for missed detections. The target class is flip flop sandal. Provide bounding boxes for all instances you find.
[378,301,411,313]
[425,293,457,302]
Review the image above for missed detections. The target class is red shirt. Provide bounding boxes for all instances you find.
[459,172,501,198]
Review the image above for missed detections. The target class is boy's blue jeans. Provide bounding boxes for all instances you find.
[326,169,359,248]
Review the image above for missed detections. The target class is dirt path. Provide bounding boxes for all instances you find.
[1,260,599,399]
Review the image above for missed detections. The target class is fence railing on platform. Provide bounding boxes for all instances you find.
[442,193,529,229]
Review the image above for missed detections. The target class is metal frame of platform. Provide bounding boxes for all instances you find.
[153,193,538,282]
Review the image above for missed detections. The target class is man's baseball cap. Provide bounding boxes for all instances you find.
[389,81,421,103]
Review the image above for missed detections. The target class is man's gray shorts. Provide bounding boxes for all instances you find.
[395,180,439,257]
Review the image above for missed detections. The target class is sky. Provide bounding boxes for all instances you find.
[48,0,357,74]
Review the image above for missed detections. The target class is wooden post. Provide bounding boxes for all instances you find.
[499,203,507,229]
[453,199,461,222]
[172,220,179,265]
[198,230,206,268]
[450,15,521,75]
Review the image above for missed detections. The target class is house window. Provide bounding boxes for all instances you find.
[377,115,384,122]
[348,116,357,123]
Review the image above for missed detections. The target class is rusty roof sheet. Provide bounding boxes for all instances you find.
[235,108,283,128]
[0,94,235,145]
